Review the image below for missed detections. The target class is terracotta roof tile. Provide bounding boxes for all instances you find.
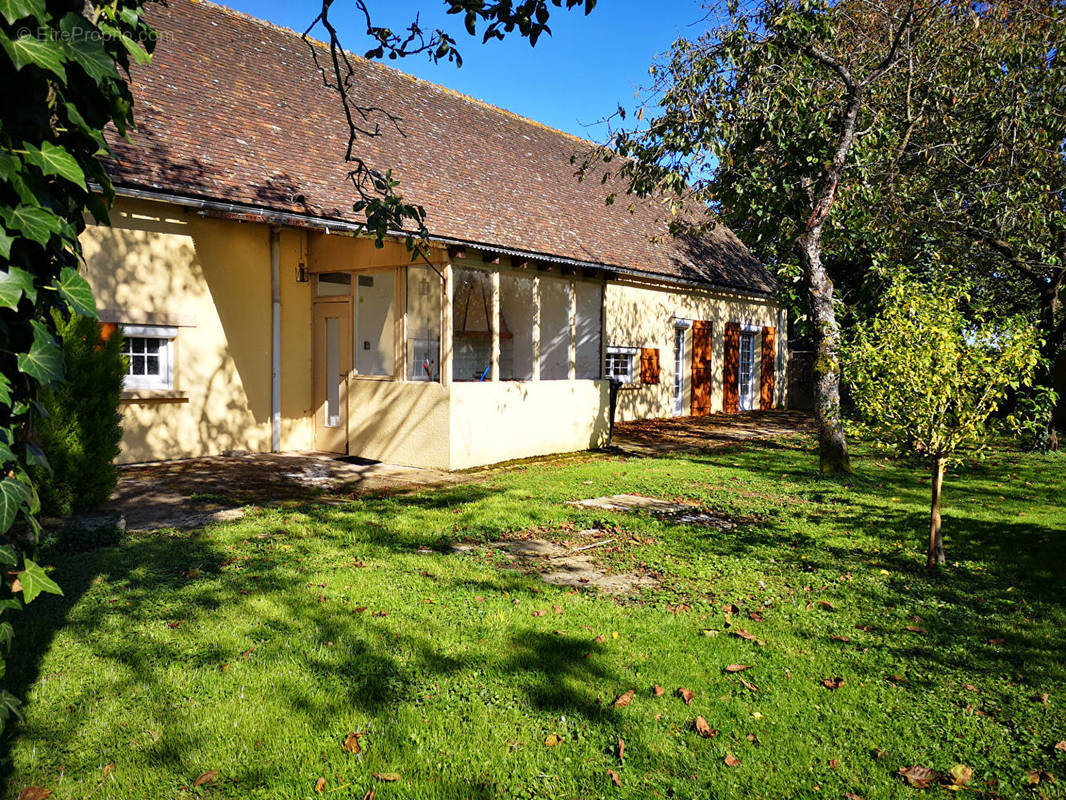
[104,0,777,295]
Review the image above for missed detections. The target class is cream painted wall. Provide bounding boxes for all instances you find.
[81,198,315,462]
[449,380,609,470]
[604,279,786,422]
[346,378,451,469]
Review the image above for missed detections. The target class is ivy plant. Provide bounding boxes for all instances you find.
[0,0,154,730]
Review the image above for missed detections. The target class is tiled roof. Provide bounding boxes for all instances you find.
[104,0,778,295]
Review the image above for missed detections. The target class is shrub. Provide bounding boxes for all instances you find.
[31,313,125,517]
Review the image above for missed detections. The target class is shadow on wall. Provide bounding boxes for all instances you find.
[84,198,281,461]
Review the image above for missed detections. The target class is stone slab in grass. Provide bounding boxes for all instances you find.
[568,494,694,514]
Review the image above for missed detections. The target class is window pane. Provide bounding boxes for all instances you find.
[406,265,440,381]
[355,270,395,376]
[145,355,159,375]
[317,272,351,297]
[325,316,340,426]
[452,267,493,382]
[131,354,145,375]
[538,276,570,380]
[575,281,602,379]
[145,338,160,354]
[500,270,534,380]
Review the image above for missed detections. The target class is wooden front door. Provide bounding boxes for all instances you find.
[313,299,352,453]
[690,320,713,416]
[760,326,776,410]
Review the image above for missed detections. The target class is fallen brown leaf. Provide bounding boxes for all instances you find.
[1055,741,1066,752]
[608,769,621,787]
[737,676,759,692]
[613,690,635,708]
[731,628,765,645]
[342,731,363,754]
[722,603,740,614]
[962,683,978,693]
[677,687,695,705]
[898,765,937,789]
[724,752,741,767]
[102,763,115,779]
[353,606,367,614]
[532,609,547,617]
[724,664,754,673]
[373,773,401,782]
[474,595,485,603]
[904,625,926,634]
[544,734,561,746]
[595,634,606,644]
[617,738,625,762]
[746,733,756,743]
[829,759,840,769]
[313,777,326,793]
[168,620,183,629]
[694,716,717,738]
[192,770,218,788]
[844,793,862,800]
[818,600,835,611]
[652,684,664,697]
[552,605,563,614]
[822,677,845,690]
[1027,769,1056,785]
[16,788,51,800]
[986,638,1006,645]
[948,764,973,787]
[830,635,851,643]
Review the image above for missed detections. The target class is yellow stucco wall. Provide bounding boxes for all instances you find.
[346,378,451,469]
[604,279,786,421]
[449,380,609,470]
[80,198,315,463]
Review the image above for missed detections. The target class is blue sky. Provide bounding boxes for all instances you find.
[220,0,709,141]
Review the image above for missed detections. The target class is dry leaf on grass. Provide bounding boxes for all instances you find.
[652,684,665,697]
[724,752,741,767]
[948,764,973,787]
[544,734,561,747]
[898,765,938,789]
[16,788,51,800]
[724,664,753,673]
[830,635,851,643]
[1027,769,1056,786]
[677,687,695,705]
[595,634,606,644]
[313,777,326,793]
[373,773,401,782]
[342,732,363,754]
[694,717,717,738]
[962,684,979,693]
[1054,741,1066,752]
[722,603,740,614]
[822,677,845,690]
[617,738,625,762]
[818,600,835,611]
[532,609,547,617]
[192,770,217,788]
[552,605,563,614]
[608,769,621,787]
[736,676,759,693]
[904,625,926,634]
[731,629,765,645]
[829,759,840,769]
[613,690,635,708]
[844,793,863,800]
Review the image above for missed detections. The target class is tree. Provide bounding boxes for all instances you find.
[842,279,1041,567]
[888,1,1066,448]
[574,0,952,474]
[1,0,155,730]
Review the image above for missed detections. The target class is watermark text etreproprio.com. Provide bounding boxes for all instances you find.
[13,26,170,43]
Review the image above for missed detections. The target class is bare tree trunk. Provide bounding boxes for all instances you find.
[927,456,945,567]
[799,236,852,474]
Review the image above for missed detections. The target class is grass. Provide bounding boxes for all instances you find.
[4,432,1066,800]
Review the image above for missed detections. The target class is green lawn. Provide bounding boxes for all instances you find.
[5,433,1066,799]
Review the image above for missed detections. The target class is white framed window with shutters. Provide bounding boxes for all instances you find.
[605,345,638,384]
[120,325,176,390]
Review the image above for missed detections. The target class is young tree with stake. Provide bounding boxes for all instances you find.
[842,280,1042,567]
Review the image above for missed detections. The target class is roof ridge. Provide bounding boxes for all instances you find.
[185,0,594,147]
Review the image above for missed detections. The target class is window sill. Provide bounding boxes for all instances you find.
[120,390,189,404]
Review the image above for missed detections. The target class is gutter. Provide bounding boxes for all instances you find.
[107,184,778,302]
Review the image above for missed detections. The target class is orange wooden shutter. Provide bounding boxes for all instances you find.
[760,326,776,410]
[640,347,660,384]
[98,321,118,342]
[690,321,713,416]
[723,322,740,413]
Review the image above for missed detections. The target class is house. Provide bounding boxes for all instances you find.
[82,0,786,470]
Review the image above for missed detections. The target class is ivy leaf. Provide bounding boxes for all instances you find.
[0,373,10,407]
[61,14,118,83]
[54,267,96,317]
[0,229,13,259]
[24,441,50,474]
[17,320,64,386]
[22,142,86,190]
[0,266,36,309]
[0,32,67,81]
[0,0,43,24]
[0,689,22,725]
[15,559,62,604]
[0,545,18,566]
[0,477,30,532]
[1,205,63,246]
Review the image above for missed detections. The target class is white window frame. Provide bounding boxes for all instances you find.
[120,324,176,390]
[605,345,639,384]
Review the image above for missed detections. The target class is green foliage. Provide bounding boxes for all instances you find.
[0,0,154,732]
[30,313,124,517]
[842,278,1042,463]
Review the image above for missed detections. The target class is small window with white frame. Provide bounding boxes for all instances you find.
[120,325,176,390]
[605,345,639,384]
